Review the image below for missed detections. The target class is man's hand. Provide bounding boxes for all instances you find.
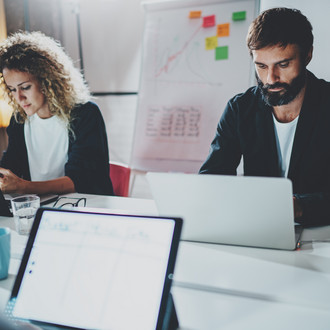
[293,196,303,219]
[0,167,26,194]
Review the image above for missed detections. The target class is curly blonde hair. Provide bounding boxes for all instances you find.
[0,31,91,124]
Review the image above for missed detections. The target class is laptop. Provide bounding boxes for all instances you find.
[5,207,182,330]
[147,172,303,250]
[0,190,58,217]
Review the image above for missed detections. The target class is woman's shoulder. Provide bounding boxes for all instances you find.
[71,101,104,120]
[6,113,24,132]
[70,101,103,119]
[70,102,105,130]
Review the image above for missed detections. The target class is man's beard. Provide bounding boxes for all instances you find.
[257,69,307,106]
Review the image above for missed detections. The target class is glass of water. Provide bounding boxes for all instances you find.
[11,195,40,235]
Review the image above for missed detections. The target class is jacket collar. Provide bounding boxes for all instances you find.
[256,87,280,176]
[287,71,321,179]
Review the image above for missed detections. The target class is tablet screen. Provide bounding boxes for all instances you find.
[12,209,180,330]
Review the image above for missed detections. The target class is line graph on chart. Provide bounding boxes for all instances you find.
[155,24,203,77]
[151,17,224,87]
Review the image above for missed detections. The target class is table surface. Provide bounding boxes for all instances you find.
[1,193,330,329]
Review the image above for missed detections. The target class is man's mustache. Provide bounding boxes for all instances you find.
[262,82,290,91]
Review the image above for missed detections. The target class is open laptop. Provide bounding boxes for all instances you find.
[5,207,182,330]
[147,173,303,251]
[0,190,58,217]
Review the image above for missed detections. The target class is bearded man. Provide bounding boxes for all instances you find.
[199,8,330,226]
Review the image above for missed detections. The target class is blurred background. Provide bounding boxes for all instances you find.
[0,0,329,198]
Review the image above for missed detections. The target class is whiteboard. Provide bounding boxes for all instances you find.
[131,0,258,172]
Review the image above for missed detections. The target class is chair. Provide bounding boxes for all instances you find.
[109,162,131,197]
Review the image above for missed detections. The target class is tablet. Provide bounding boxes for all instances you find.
[5,207,182,330]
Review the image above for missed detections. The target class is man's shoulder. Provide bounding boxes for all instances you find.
[227,86,263,114]
[306,71,330,108]
[229,86,259,103]
[308,71,330,90]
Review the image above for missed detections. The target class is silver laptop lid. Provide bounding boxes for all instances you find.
[147,173,297,250]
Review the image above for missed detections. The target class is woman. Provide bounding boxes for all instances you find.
[0,31,114,196]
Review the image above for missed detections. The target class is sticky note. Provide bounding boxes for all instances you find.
[215,46,228,60]
[189,11,202,18]
[203,15,216,28]
[232,11,246,21]
[205,36,218,50]
[217,23,230,37]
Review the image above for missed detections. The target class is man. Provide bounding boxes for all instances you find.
[199,8,330,226]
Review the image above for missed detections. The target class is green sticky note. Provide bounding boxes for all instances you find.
[215,46,228,60]
[232,11,246,21]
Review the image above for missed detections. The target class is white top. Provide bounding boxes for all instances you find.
[24,114,69,181]
[272,114,299,177]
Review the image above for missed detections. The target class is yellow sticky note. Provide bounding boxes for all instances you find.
[189,11,202,18]
[217,23,230,37]
[205,36,218,50]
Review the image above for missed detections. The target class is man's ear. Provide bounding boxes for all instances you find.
[305,47,313,66]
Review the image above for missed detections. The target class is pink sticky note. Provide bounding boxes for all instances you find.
[203,15,216,28]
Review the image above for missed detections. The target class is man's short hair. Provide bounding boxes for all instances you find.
[246,7,313,59]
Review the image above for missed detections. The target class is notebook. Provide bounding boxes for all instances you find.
[0,191,58,217]
[147,173,303,250]
[5,207,182,330]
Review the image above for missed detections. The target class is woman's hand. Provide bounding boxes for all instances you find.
[0,167,27,194]
[0,167,75,195]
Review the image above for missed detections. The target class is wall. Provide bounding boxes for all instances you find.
[59,0,151,198]
[2,0,329,198]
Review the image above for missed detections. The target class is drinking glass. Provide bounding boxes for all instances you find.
[11,195,40,235]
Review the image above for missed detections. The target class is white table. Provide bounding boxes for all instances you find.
[174,230,330,309]
[1,194,330,329]
[172,285,330,330]
[172,228,330,329]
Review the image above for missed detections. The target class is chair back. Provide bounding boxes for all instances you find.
[109,162,131,197]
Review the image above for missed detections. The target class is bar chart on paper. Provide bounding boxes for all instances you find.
[132,0,257,172]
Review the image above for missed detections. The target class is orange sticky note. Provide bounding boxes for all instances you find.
[203,15,216,28]
[217,23,230,37]
[205,36,218,50]
[189,11,202,18]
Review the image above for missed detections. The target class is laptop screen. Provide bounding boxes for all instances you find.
[9,208,182,330]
